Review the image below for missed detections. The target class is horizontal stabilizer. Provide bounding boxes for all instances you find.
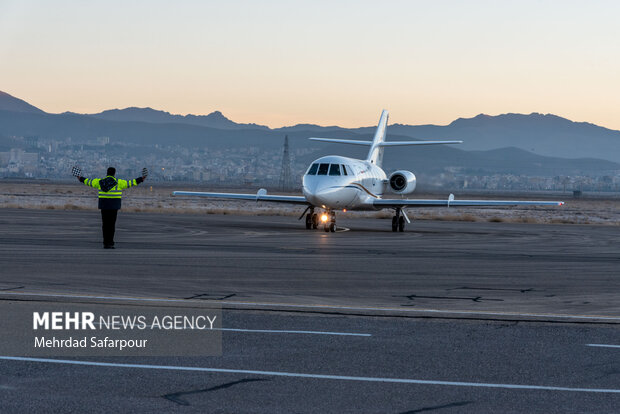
[309,138,463,146]
[379,140,462,146]
[309,138,373,146]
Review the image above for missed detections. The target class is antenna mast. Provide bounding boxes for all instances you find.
[278,135,292,191]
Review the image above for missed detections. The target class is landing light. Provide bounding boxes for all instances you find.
[343,209,347,212]
[320,214,328,222]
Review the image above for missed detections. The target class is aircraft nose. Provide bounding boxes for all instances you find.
[311,186,342,207]
[304,179,319,194]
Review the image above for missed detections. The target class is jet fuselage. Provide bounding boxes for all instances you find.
[302,155,388,211]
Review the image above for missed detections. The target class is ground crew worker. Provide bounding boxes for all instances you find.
[77,167,147,249]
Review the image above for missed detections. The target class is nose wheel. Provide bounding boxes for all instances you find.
[304,209,335,232]
[392,208,406,232]
[323,211,336,232]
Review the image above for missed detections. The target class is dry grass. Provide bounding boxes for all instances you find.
[550,218,577,224]
[433,214,478,222]
[514,216,538,224]
[1,181,619,226]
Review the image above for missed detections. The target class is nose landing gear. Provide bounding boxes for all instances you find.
[302,207,335,232]
[323,210,336,232]
[392,208,406,232]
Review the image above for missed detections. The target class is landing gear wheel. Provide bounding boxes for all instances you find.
[305,213,312,230]
[312,214,318,229]
[398,216,405,232]
[329,223,336,232]
[391,216,398,232]
[324,224,330,232]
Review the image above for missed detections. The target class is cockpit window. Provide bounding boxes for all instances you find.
[329,164,341,176]
[341,165,348,176]
[306,163,319,175]
[317,163,329,175]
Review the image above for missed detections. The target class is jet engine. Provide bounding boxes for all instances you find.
[389,170,416,194]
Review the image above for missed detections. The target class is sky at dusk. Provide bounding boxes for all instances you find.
[1,0,619,129]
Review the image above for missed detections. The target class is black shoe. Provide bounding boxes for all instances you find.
[104,245,115,249]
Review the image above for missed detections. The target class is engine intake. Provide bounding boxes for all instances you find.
[389,170,417,194]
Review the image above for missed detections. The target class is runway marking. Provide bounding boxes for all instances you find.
[587,344,620,349]
[216,328,370,337]
[2,291,620,322]
[1,356,619,394]
[92,322,370,337]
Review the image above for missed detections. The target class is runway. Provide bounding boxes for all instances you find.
[0,208,619,412]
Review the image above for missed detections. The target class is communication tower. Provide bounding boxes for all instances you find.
[278,135,292,190]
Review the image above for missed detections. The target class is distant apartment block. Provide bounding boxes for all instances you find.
[0,148,40,176]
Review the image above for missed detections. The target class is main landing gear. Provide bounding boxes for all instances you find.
[304,208,319,230]
[301,207,335,232]
[392,208,406,232]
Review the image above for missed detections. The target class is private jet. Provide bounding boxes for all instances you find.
[172,110,563,232]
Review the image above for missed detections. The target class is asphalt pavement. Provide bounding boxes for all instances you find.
[0,208,618,413]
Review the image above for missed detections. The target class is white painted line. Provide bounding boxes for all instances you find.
[217,328,370,337]
[92,322,370,337]
[587,344,620,349]
[2,291,619,322]
[1,356,619,394]
[217,302,620,322]
[0,291,193,303]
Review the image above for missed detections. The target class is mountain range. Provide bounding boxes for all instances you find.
[1,90,619,175]
[83,107,269,130]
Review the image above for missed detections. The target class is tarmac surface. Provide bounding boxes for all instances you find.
[0,208,619,413]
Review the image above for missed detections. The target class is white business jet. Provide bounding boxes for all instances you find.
[173,110,563,232]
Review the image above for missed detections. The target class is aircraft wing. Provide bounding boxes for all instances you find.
[374,194,564,208]
[172,189,309,205]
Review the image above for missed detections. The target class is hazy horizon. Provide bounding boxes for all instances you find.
[4,88,617,132]
[2,0,619,129]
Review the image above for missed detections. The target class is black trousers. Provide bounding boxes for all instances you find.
[100,209,118,246]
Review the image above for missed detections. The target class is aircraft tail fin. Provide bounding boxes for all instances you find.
[366,109,389,166]
[309,110,462,167]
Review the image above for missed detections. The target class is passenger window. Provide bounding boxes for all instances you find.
[341,165,348,176]
[307,163,319,175]
[329,164,341,176]
[317,163,329,175]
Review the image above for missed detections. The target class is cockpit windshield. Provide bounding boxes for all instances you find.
[328,164,341,176]
[306,163,349,176]
[307,163,319,175]
[317,163,329,175]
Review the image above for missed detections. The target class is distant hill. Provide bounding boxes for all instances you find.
[299,140,620,177]
[0,90,619,172]
[80,107,269,130]
[352,113,620,163]
[0,109,617,177]
[0,91,45,114]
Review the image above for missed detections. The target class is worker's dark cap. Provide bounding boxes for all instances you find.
[107,167,116,176]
